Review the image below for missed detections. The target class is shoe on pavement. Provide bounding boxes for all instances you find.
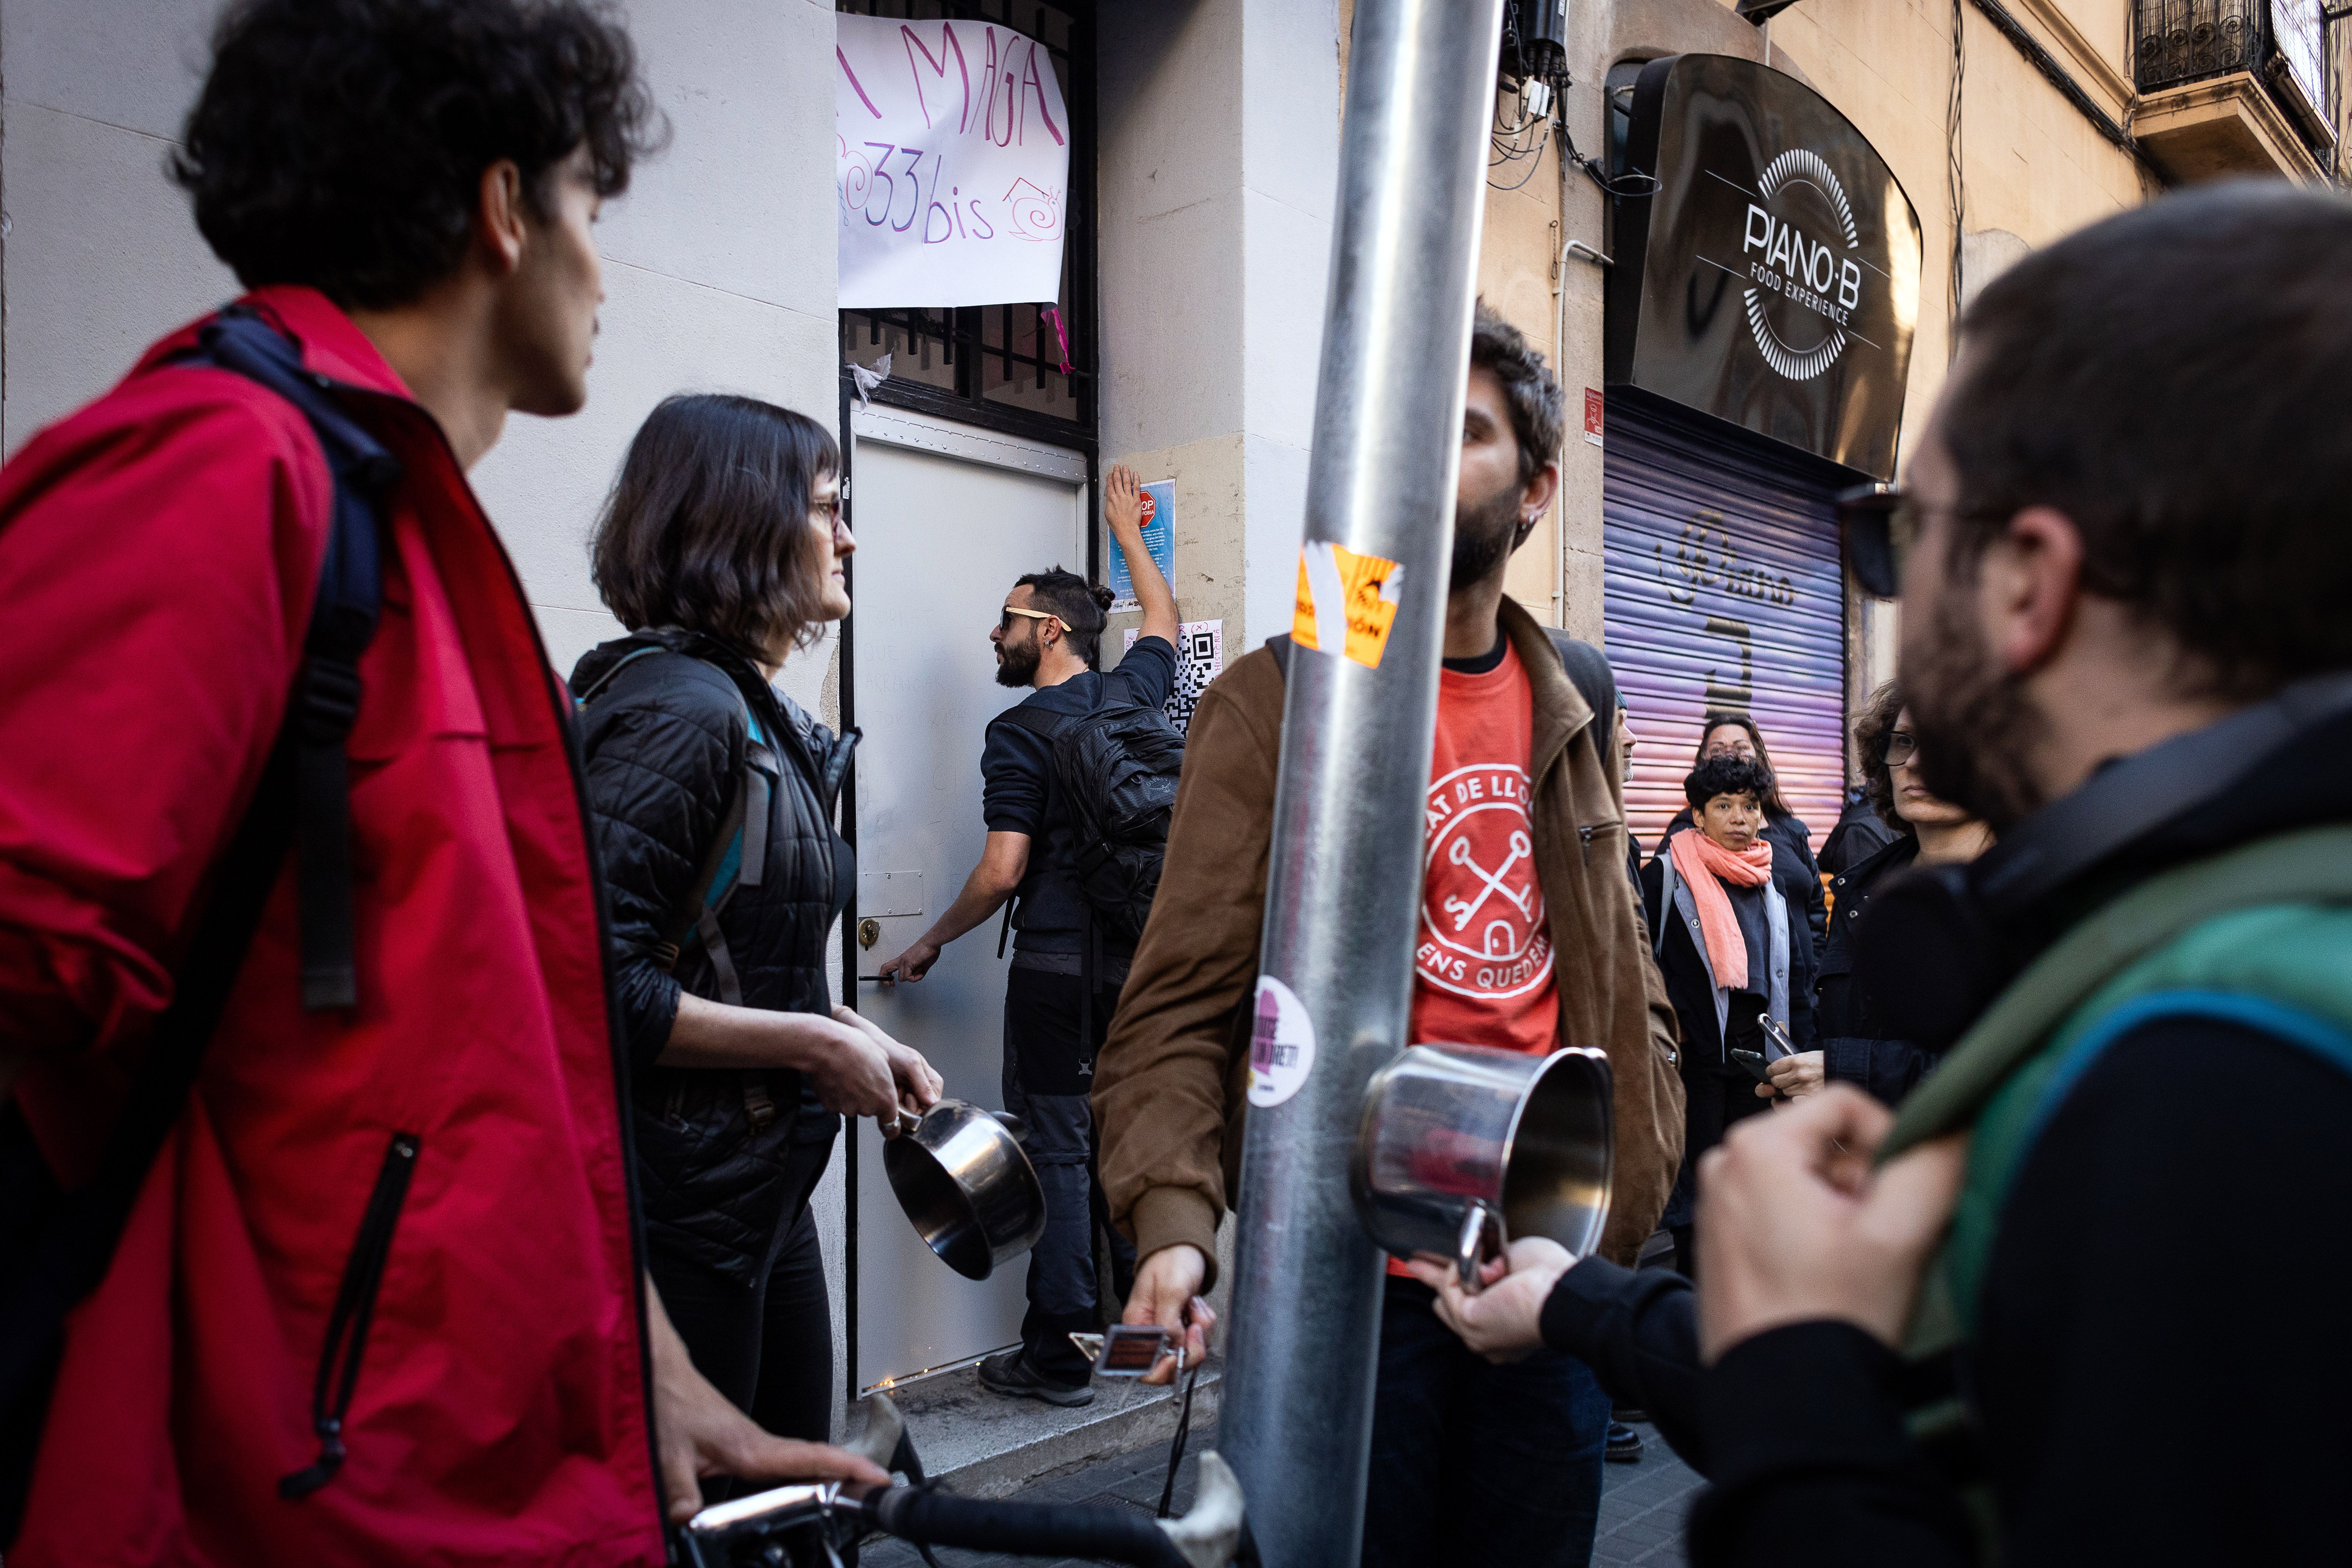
[1605,1421,1644,1464]
[978,1349,1093,1407]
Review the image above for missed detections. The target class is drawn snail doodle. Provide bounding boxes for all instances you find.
[1003,178,1061,241]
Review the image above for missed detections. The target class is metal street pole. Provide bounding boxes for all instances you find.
[1217,3,1506,1565]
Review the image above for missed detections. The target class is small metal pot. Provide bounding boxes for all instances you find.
[881,1100,1047,1281]
[1350,1044,1614,1292]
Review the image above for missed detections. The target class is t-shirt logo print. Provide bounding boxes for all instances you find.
[1419,765,1554,1000]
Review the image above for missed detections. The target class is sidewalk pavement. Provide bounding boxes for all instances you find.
[858,1419,1703,1567]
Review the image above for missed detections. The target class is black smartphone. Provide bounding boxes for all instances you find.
[1729,1047,1773,1083]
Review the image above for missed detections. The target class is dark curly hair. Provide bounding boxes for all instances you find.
[1471,299,1566,485]
[1683,755,1776,813]
[590,395,841,663]
[1851,680,1912,839]
[172,0,664,309]
[1013,568,1117,668]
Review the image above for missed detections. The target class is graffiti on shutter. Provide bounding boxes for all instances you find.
[1602,394,1850,858]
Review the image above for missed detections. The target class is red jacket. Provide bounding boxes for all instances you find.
[0,289,664,1565]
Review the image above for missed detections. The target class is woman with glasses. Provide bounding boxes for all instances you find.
[1761,681,1993,1105]
[572,394,942,1461]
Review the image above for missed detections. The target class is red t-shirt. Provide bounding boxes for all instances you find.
[1392,641,1560,1276]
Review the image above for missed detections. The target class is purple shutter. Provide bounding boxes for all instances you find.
[1602,394,1850,859]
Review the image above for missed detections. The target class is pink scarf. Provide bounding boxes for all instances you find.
[1667,828,1776,991]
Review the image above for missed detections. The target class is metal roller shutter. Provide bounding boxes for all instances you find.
[1603,392,1854,858]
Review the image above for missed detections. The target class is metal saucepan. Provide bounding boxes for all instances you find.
[881,1099,1047,1281]
[1350,1043,1614,1292]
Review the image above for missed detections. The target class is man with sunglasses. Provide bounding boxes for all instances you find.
[877,462,1179,1405]
[1431,182,2352,1565]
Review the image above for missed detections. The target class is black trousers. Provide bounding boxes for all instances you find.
[1001,965,1135,1386]
[1669,1066,1774,1278]
[650,1127,836,1443]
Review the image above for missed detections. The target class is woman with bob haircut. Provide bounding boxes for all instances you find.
[572,393,942,1452]
[1640,755,1816,1276]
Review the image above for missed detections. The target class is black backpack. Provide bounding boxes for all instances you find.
[1001,693,1186,947]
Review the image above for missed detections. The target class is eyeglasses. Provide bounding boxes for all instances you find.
[1882,730,1919,766]
[998,604,1062,635]
[1834,483,1924,600]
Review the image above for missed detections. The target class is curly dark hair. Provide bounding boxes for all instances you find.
[1851,680,1912,839]
[1471,300,1566,484]
[1692,712,1795,820]
[172,0,664,309]
[1683,755,1775,813]
[590,395,841,662]
[1013,568,1117,668]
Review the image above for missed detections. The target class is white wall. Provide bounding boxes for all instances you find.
[1098,0,1338,654]
[1,0,850,1435]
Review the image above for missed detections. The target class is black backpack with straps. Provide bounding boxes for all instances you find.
[1000,692,1186,948]
[1,306,400,1539]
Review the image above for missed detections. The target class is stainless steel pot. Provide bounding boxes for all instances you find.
[881,1099,1047,1281]
[1350,1044,1614,1292]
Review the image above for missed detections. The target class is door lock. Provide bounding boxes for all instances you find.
[857,917,882,950]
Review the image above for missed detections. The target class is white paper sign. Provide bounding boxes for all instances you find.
[1125,620,1223,732]
[835,15,1071,310]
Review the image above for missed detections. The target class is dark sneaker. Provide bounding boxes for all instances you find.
[978,1349,1093,1407]
[1605,1421,1644,1464]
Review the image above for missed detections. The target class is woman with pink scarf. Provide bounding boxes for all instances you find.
[1638,756,1816,1277]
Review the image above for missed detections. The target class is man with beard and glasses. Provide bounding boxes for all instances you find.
[1420,182,2352,1567]
[877,462,1178,1406]
[1090,303,1684,1568]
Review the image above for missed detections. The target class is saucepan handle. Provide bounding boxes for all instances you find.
[1455,1200,1508,1294]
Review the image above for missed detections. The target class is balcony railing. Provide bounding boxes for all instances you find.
[2134,0,2334,156]
[2135,0,2267,93]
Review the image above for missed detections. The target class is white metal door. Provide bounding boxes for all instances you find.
[847,411,1086,1392]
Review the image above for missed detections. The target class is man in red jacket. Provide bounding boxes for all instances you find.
[0,3,884,1562]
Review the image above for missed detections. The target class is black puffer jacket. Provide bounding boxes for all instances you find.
[574,629,856,1283]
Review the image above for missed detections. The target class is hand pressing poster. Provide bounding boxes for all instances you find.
[1107,479,1174,613]
[835,15,1071,309]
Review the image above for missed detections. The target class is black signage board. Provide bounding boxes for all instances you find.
[1606,54,1921,480]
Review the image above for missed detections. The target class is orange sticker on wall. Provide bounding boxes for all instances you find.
[1293,541,1407,670]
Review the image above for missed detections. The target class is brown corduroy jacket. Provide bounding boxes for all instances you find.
[1093,597,1686,1288]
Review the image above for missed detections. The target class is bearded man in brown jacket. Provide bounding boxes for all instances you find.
[1092,304,1685,1568]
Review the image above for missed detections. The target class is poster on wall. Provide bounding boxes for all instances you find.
[1107,480,1175,612]
[1127,620,1222,733]
[834,15,1071,309]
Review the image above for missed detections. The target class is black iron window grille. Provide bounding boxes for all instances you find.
[2136,0,2267,89]
[835,0,1098,450]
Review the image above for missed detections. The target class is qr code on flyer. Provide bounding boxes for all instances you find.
[1127,619,1223,732]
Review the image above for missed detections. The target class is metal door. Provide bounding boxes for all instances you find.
[1602,391,1854,856]
[846,408,1087,1392]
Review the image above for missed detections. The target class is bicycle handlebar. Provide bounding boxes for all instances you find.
[862,1486,1189,1568]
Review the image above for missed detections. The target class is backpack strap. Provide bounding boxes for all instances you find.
[193,306,402,1009]
[1265,630,1616,772]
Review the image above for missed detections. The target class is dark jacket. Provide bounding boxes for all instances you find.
[1689,696,2352,1567]
[574,630,855,1281]
[1819,785,1900,875]
[1667,806,1826,953]
[1815,835,1942,1104]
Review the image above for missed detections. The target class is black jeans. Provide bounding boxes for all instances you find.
[1002,965,1134,1387]
[1364,1278,1611,1568]
[649,1127,836,1443]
